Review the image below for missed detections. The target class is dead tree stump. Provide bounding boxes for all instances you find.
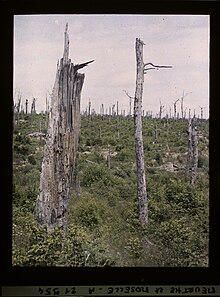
[35,23,93,232]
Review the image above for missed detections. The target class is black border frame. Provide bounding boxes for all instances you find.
[0,0,220,288]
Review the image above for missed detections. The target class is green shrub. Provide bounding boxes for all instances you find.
[198,155,209,168]
[81,163,113,187]
[125,237,144,259]
[73,194,107,229]
[155,152,163,165]
[28,154,36,165]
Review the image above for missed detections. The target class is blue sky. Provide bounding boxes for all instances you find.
[14,14,209,118]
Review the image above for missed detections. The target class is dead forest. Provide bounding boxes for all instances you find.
[12,25,209,267]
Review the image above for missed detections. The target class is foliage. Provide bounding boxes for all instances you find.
[13,113,209,267]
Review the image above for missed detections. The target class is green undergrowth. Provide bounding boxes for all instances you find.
[13,113,209,266]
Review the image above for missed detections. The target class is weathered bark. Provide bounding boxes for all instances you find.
[191,117,198,184]
[159,100,164,119]
[181,97,184,119]
[185,117,199,184]
[31,98,36,114]
[186,118,193,175]
[134,38,148,225]
[173,99,179,120]
[35,23,93,232]
[116,101,119,117]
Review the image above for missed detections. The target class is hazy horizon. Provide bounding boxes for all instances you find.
[14,14,210,118]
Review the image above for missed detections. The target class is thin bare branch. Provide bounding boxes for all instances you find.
[144,62,172,69]
[144,67,157,73]
[174,98,180,104]
[123,90,135,100]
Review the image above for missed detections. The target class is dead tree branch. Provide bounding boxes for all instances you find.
[123,90,135,100]
[144,62,172,73]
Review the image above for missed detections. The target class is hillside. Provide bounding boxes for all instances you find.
[12,113,209,267]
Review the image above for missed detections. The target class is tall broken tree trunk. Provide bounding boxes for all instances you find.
[133,38,172,226]
[35,23,93,232]
[134,38,148,225]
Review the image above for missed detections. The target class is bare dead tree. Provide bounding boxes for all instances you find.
[199,106,205,120]
[186,118,193,175]
[184,107,187,119]
[31,97,36,114]
[159,99,165,119]
[173,98,179,120]
[189,108,191,119]
[35,23,94,232]
[181,91,192,119]
[39,117,42,145]
[134,38,172,225]
[123,90,134,117]
[100,103,104,120]
[112,104,115,116]
[185,116,199,184]
[25,99,28,115]
[16,94,21,126]
[191,117,198,184]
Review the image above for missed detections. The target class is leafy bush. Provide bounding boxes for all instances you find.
[165,179,199,211]
[28,154,36,165]
[153,217,208,267]
[155,152,163,165]
[198,155,209,168]
[73,194,107,229]
[125,237,143,259]
[81,163,113,187]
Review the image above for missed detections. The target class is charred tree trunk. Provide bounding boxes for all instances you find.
[134,38,148,225]
[35,23,93,232]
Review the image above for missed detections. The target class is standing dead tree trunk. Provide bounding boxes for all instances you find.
[173,98,179,120]
[185,117,198,184]
[134,39,148,225]
[25,99,28,115]
[35,23,94,232]
[159,99,164,119]
[180,91,192,119]
[191,117,198,184]
[186,118,193,175]
[199,106,204,120]
[134,38,171,225]
[16,95,21,126]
